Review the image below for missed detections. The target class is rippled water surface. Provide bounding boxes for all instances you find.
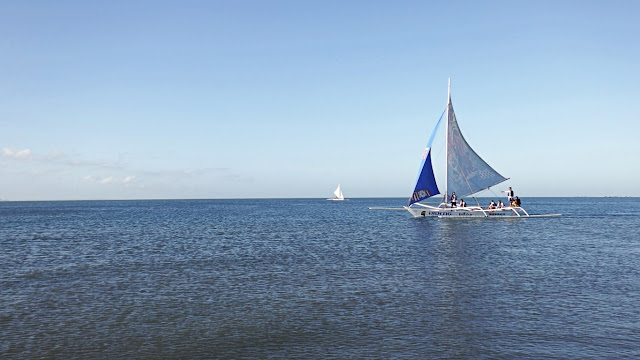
[1,198,639,359]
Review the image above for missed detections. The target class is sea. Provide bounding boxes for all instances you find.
[1,197,639,359]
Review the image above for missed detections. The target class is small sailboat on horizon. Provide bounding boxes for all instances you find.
[327,184,345,201]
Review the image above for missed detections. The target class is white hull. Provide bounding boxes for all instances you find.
[404,203,560,218]
[326,198,345,201]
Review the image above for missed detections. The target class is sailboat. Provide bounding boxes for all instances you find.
[327,184,345,201]
[401,79,560,218]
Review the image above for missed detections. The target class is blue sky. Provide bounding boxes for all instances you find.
[2,0,639,200]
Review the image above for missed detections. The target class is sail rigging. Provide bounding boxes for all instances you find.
[409,81,506,205]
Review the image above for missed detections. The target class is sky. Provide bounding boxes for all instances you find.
[2,0,639,200]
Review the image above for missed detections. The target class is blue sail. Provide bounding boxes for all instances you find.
[409,110,445,205]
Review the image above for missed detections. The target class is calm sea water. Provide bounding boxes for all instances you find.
[1,197,639,359]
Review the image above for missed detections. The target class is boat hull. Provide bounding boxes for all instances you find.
[405,205,535,218]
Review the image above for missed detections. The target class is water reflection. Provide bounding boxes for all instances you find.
[407,217,536,357]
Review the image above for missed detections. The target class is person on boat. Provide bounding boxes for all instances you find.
[488,200,496,209]
[459,199,466,207]
[497,200,504,208]
[450,192,457,207]
[502,187,514,203]
[514,196,521,207]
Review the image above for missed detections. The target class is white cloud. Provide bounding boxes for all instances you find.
[2,148,32,159]
[100,177,115,184]
[2,147,124,169]
[83,175,98,182]
[68,159,124,169]
[4,146,245,199]
[83,175,136,185]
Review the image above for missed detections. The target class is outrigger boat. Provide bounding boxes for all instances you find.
[373,80,560,218]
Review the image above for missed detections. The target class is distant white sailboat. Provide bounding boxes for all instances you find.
[371,79,560,218]
[327,184,345,201]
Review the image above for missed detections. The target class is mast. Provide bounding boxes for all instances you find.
[444,78,450,204]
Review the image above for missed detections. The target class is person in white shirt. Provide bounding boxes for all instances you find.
[488,200,496,209]
[502,187,514,203]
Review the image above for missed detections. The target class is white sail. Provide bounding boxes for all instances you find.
[445,97,507,199]
[327,184,345,200]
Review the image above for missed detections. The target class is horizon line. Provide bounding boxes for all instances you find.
[1,195,636,202]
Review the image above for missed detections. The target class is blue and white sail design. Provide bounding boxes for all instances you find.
[409,110,444,205]
[398,81,562,218]
[446,99,507,199]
